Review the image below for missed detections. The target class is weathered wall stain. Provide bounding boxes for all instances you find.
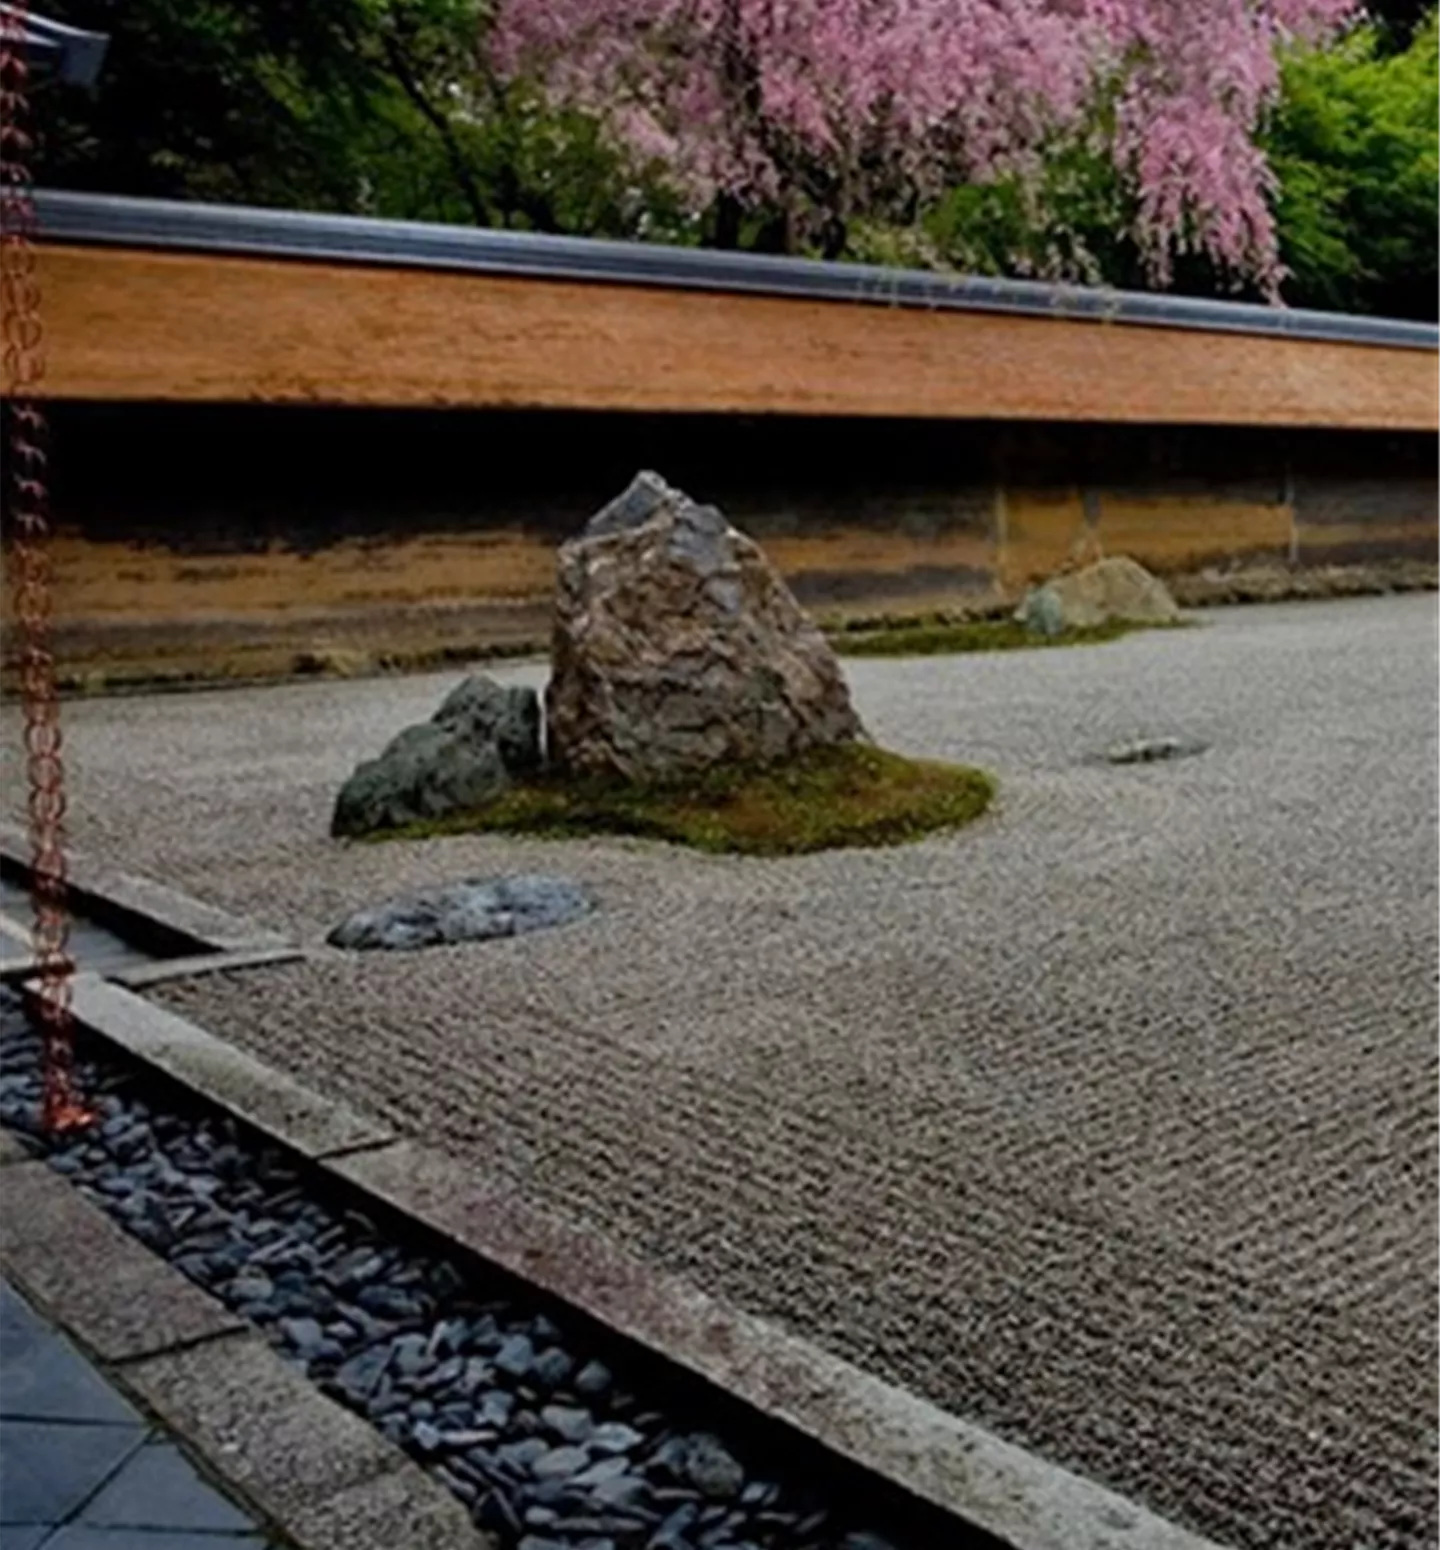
[2,405,1434,680]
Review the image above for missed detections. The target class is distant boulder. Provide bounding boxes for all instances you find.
[1016,555,1181,634]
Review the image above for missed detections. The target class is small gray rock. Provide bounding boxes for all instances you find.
[533,1345,576,1389]
[573,1359,613,1399]
[499,1437,550,1473]
[532,1444,592,1481]
[496,1333,536,1379]
[278,1316,324,1354]
[331,675,540,838]
[1103,734,1208,765]
[682,1434,744,1499]
[229,1270,274,1304]
[573,1456,633,1488]
[1015,585,1066,638]
[588,1422,645,1455]
[541,1405,595,1445]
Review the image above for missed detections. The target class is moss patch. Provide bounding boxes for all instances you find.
[830,616,1176,657]
[370,743,995,857]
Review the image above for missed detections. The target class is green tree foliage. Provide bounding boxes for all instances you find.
[1266,9,1437,317]
[33,0,687,239]
[30,1,1438,319]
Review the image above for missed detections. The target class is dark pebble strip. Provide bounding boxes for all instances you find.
[0,988,913,1550]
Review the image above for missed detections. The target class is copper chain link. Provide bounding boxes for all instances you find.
[1,0,91,1133]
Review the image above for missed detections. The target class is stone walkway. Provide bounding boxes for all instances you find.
[0,1277,274,1549]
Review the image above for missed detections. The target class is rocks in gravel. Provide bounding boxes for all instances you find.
[1016,554,1181,635]
[573,1359,613,1399]
[541,1405,595,1445]
[1104,735,1209,765]
[546,471,864,782]
[327,875,594,952]
[331,674,541,838]
[588,1422,644,1456]
[681,1433,745,1499]
[495,1332,536,1379]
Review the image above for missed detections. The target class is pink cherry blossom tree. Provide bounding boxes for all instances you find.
[487,0,1357,291]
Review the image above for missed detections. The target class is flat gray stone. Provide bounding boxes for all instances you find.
[0,1419,144,1525]
[123,1332,406,1521]
[80,1440,255,1533]
[327,877,593,953]
[1103,736,1209,765]
[0,1165,244,1363]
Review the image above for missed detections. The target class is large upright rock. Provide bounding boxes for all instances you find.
[331,674,540,837]
[546,472,863,782]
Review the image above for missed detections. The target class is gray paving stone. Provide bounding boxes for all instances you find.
[0,1331,143,1427]
[0,1418,144,1524]
[0,1286,142,1426]
[0,1279,48,1350]
[79,1440,255,1533]
[45,1531,268,1550]
[0,1525,49,1550]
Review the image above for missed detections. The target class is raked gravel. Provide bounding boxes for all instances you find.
[4,594,1437,1550]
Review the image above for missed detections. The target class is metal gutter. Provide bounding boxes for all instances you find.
[2,6,108,87]
[34,187,1439,353]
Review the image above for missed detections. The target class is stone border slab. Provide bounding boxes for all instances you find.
[33,978,1233,1550]
[0,821,292,956]
[0,1159,245,1362]
[0,1127,38,1165]
[330,1139,1231,1550]
[112,946,310,990]
[52,973,395,1160]
[121,1331,410,1518]
[0,1144,493,1550]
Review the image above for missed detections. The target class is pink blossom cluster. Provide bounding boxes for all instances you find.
[489,0,1357,289]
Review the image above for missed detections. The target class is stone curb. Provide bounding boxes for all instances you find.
[0,822,293,956]
[112,946,312,990]
[43,974,1231,1550]
[328,1140,1230,1550]
[0,1151,493,1550]
[55,973,395,1161]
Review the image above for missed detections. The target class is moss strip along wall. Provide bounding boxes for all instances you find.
[2,406,1433,684]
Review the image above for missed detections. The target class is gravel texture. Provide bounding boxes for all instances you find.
[0,993,912,1550]
[4,595,1437,1550]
